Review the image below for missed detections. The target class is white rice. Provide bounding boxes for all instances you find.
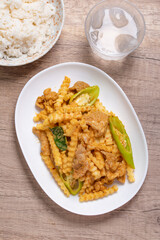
[0,0,56,59]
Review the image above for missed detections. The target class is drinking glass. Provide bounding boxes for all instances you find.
[85,0,145,60]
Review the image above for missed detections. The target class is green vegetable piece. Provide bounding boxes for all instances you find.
[50,127,67,151]
[109,116,135,169]
[69,85,100,106]
[60,173,83,195]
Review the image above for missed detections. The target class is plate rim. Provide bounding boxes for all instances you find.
[0,0,65,67]
[15,62,149,216]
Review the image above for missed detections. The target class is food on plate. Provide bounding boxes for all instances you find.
[109,116,135,169]
[33,76,135,202]
[0,0,56,59]
[50,126,67,151]
[69,85,99,106]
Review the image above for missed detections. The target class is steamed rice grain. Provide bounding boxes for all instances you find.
[0,0,56,59]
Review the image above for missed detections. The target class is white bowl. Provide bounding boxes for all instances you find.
[0,0,64,66]
[15,62,148,215]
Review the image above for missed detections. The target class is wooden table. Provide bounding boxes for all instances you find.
[0,0,160,239]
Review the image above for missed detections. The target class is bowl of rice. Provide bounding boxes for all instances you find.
[0,0,64,66]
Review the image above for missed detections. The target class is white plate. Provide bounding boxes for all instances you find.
[15,62,148,215]
[0,0,64,66]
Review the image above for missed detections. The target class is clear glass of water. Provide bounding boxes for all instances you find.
[85,0,145,60]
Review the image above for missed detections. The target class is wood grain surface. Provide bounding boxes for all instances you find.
[0,0,160,239]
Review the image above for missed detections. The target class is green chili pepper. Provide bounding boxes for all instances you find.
[69,85,99,106]
[50,126,67,151]
[60,173,83,195]
[109,116,135,169]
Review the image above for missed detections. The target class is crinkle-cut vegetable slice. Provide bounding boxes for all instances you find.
[109,116,135,169]
[69,86,99,106]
